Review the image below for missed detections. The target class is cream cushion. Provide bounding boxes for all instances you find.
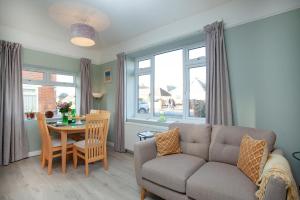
[52,138,75,147]
[74,139,101,149]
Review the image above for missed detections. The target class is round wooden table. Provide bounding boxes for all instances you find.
[47,123,85,173]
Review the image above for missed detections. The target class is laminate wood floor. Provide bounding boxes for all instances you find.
[0,148,162,200]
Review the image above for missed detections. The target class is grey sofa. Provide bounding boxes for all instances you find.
[134,123,288,200]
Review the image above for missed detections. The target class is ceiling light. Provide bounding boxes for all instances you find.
[70,23,96,47]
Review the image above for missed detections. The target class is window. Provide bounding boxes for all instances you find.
[154,50,183,117]
[22,68,76,117]
[134,44,206,121]
[22,70,44,81]
[138,59,151,69]
[50,74,74,83]
[137,75,151,114]
[188,47,205,60]
[188,66,206,118]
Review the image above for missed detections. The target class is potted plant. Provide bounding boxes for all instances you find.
[57,102,72,124]
[29,111,35,119]
[25,112,30,119]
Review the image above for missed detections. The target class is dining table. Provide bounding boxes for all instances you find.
[47,121,85,173]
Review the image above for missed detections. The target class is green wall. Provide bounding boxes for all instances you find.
[23,48,80,72]
[226,9,300,184]
[91,60,117,142]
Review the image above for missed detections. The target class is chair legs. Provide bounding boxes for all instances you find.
[40,149,43,165]
[41,152,46,168]
[72,146,109,176]
[85,160,89,176]
[47,156,53,175]
[103,156,108,171]
[73,147,78,168]
[140,187,146,200]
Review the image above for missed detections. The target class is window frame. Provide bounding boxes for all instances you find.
[22,65,76,87]
[133,42,206,121]
[135,57,153,119]
[22,65,78,116]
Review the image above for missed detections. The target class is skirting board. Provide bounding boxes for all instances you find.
[28,150,41,157]
[27,142,115,158]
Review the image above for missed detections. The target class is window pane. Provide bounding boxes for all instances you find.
[138,59,150,69]
[137,75,151,114]
[154,50,183,117]
[22,70,44,81]
[50,74,74,83]
[189,47,205,60]
[189,67,206,118]
[23,84,76,117]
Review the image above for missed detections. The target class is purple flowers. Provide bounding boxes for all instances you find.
[57,102,72,113]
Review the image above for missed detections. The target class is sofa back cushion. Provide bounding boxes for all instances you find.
[169,123,211,160]
[209,125,276,165]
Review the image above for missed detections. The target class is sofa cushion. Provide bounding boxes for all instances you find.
[237,135,269,183]
[169,123,211,160]
[155,128,181,156]
[209,125,276,165]
[142,153,205,193]
[186,162,258,200]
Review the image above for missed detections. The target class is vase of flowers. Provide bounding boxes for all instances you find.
[57,102,72,124]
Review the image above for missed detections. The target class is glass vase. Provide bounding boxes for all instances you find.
[62,113,68,125]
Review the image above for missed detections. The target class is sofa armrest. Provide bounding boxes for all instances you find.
[263,148,287,200]
[134,138,157,186]
[264,176,287,200]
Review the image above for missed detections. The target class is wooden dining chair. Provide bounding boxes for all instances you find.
[37,113,75,175]
[73,112,110,176]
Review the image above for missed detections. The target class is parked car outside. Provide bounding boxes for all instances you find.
[138,100,149,113]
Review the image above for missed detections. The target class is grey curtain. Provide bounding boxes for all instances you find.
[114,53,126,152]
[204,21,233,125]
[80,58,92,115]
[0,40,28,165]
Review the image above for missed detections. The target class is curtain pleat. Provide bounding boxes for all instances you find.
[0,40,29,165]
[80,58,92,115]
[204,21,233,125]
[114,53,126,152]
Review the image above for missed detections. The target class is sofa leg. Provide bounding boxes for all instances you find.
[140,187,146,200]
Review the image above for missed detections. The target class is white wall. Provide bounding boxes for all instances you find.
[124,122,167,151]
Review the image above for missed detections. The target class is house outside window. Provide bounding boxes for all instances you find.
[134,44,206,122]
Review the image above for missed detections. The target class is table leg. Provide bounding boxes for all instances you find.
[61,131,67,173]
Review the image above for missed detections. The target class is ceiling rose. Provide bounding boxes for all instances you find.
[70,23,96,47]
[49,1,111,34]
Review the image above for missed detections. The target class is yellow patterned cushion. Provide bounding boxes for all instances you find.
[155,128,181,156]
[237,135,269,183]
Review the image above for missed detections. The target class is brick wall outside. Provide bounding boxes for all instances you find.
[38,86,56,112]
[22,70,43,80]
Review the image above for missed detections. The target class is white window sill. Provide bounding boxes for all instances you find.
[24,117,62,122]
[126,117,205,127]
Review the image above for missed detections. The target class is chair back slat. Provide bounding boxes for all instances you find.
[37,113,53,152]
[85,112,110,160]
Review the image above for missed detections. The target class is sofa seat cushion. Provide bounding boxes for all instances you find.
[187,162,258,200]
[142,154,205,193]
